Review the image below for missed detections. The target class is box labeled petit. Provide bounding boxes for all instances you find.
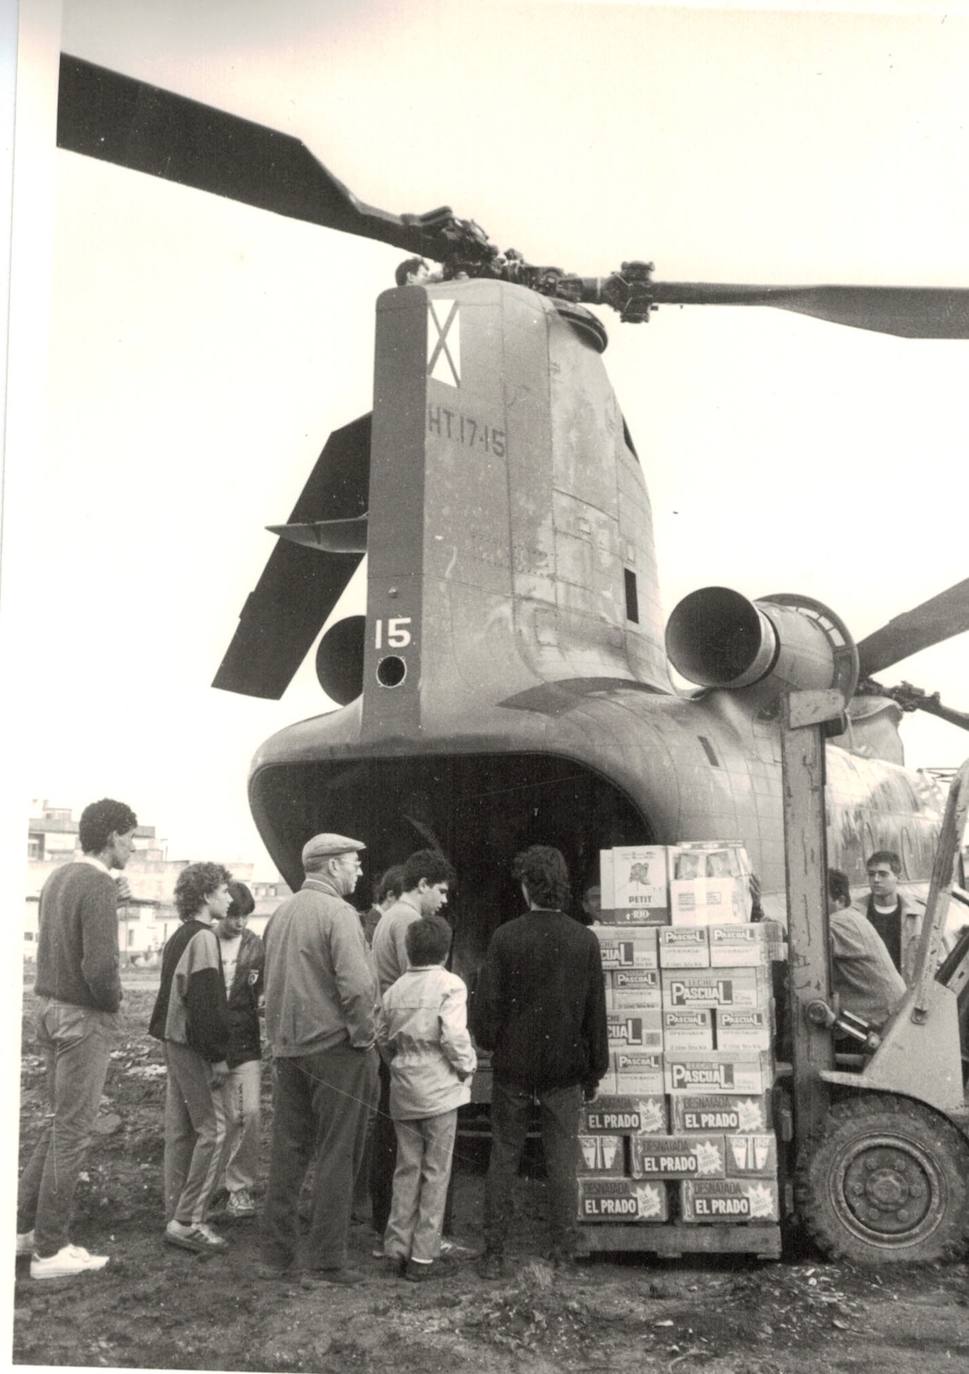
[607,1010,663,1052]
[715,1008,773,1052]
[658,927,709,969]
[707,924,772,968]
[724,1134,778,1177]
[582,1094,668,1136]
[596,926,659,970]
[662,967,771,1011]
[670,1093,772,1134]
[578,1177,670,1223]
[680,1178,780,1223]
[577,1134,627,1175]
[669,843,752,927]
[611,1050,665,1096]
[664,1051,774,1096]
[609,846,670,924]
[662,1008,714,1051]
[599,848,616,912]
[606,968,662,1011]
[629,1134,725,1181]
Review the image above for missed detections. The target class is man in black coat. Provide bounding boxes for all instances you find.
[472,845,608,1277]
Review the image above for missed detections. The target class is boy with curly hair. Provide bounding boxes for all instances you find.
[149,861,233,1253]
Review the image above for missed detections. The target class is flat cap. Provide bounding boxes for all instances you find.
[301,832,366,866]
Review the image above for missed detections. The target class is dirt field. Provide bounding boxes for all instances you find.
[13,973,969,1373]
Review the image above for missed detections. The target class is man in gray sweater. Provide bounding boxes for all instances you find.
[17,797,138,1280]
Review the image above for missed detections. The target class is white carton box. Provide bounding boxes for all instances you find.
[629,1134,726,1180]
[608,845,670,924]
[578,1177,670,1223]
[662,1008,714,1051]
[661,967,771,1011]
[680,1178,780,1222]
[723,1134,778,1177]
[605,968,662,1011]
[607,1010,664,1051]
[669,843,752,927]
[669,1093,773,1134]
[610,1050,665,1096]
[576,1134,627,1175]
[715,1008,773,1052]
[664,1051,774,1095]
[599,848,616,912]
[595,925,659,970]
[658,927,710,969]
[581,1094,668,1136]
[707,924,771,968]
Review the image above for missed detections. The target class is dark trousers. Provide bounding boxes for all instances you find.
[370,1055,396,1236]
[484,1079,581,1256]
[262,1043,377,1271]
[17,999,114,1257]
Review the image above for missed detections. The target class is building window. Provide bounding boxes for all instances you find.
[27,837,43,860]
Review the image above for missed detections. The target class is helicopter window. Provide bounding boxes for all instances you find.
[624,569,640,624]
[697,736,720,767]
[376,656,407,689]
[621,416,639,460]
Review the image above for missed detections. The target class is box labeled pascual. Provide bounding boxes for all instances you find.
[582,1094,668,1136]
[715,1008,773,1052]
[609,846,670,923]
[662,1008,714,1051]
[611,1050,665,1096]
[724,1134,778,1177]
[629,1133,725,1180]
[707,924,771,968]
[607,1010,663,1051]
[670,1093,772,1134]
[658,927,709,969]
[680,1178,780,1223]
[606,968,662,1011]
[664,1051,773,1096]
[596,925,659,970]
[577,1134,627,1175]
[578,1177,670,1223]
[662,967,771,1011]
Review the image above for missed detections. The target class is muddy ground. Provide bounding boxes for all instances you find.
[13,972,969,1373]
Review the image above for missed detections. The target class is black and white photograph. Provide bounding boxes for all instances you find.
[5,1,969,1370]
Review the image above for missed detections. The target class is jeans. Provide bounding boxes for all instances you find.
[384,1110,457,1264]
[163,1041,228,1226]
[17,999,114,1257]
[262,1043,377,1271]
[219,1058,262,1194]
[484,1079,581,1256]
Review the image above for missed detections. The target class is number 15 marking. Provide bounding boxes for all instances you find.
[374,617,413,649]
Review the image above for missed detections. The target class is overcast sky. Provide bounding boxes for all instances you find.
[6,0,969,879]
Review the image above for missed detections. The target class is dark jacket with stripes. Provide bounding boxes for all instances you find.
[149,919,230,1063]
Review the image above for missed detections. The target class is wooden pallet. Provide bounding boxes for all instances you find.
[576,1222,782,1259]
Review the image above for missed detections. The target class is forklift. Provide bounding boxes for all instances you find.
[781,688,969,1265]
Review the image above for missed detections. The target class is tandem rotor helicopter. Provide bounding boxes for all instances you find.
[57,53,969,974]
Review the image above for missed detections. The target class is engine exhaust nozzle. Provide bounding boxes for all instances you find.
[666,587,777,688]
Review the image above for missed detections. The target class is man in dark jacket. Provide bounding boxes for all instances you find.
[213,880,264,1220]
[17,797,137,1280]
[472,845,608,1277]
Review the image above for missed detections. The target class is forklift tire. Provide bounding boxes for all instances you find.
[796,1094,969,1265]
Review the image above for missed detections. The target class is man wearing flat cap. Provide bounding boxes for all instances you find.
[260,833,378,1284]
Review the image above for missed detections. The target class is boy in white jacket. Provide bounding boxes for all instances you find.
[376,914,476,1281]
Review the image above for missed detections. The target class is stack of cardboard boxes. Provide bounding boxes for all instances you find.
[577,842,783,1230]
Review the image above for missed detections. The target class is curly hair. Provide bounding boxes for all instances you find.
[405,913,452,966]
[226,880,255,919]
[78,799,138,854]
[827,868,851,909]
[401,849,456,892]
[512,845,570,910]
[376,865,405,904]
[174,862,232,921]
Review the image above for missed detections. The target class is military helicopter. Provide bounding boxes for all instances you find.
[57,54,969,979]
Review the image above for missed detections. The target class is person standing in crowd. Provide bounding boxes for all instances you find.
[362,864,404,948]
[472,845,608,1278]
[212,880,264,1220]
[377,914,476,1281]
[17,798,138,1280]
[370,850,455,1249]
[828,868,906,1029]
[858,850,923,983]
[260,833,377,1285]
[149,862,233,1255]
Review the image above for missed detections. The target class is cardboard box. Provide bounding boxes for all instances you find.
[577,1134,627,1175]
[578,1177,670,1223]
[607,845,670,924]
[664,1051,774,1095]
[658,927,710,969]
[680,1178,780,1223]
[661,967,771,1011]
[596,926,659,970]
[662,1008,714,1051]
[607,1010,664,1051]
[610,1050,665,1096]
[670,842,751,878]
[581,1094,668,1136]
[599,848,616,912]
[715,1008,773,1052]
[724,1134,778,1177]
[605,968,662,1011]
[669,844,752,927]
[629,1134,726,1180]
[669,1093,772,1134]
[707,924,771,968]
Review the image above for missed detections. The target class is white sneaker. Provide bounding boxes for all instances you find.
[226,1188,256,1219]
[165,1219,228,1253]
[30,1244,109,1279]
[439,1237,477,1260]
[16,1230,35,1256]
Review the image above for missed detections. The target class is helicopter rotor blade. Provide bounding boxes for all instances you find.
[855,578,969,678]
[57,55,452,258]
[212,414,371,699]
[646,282,969,339]
[864,680,969,734]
